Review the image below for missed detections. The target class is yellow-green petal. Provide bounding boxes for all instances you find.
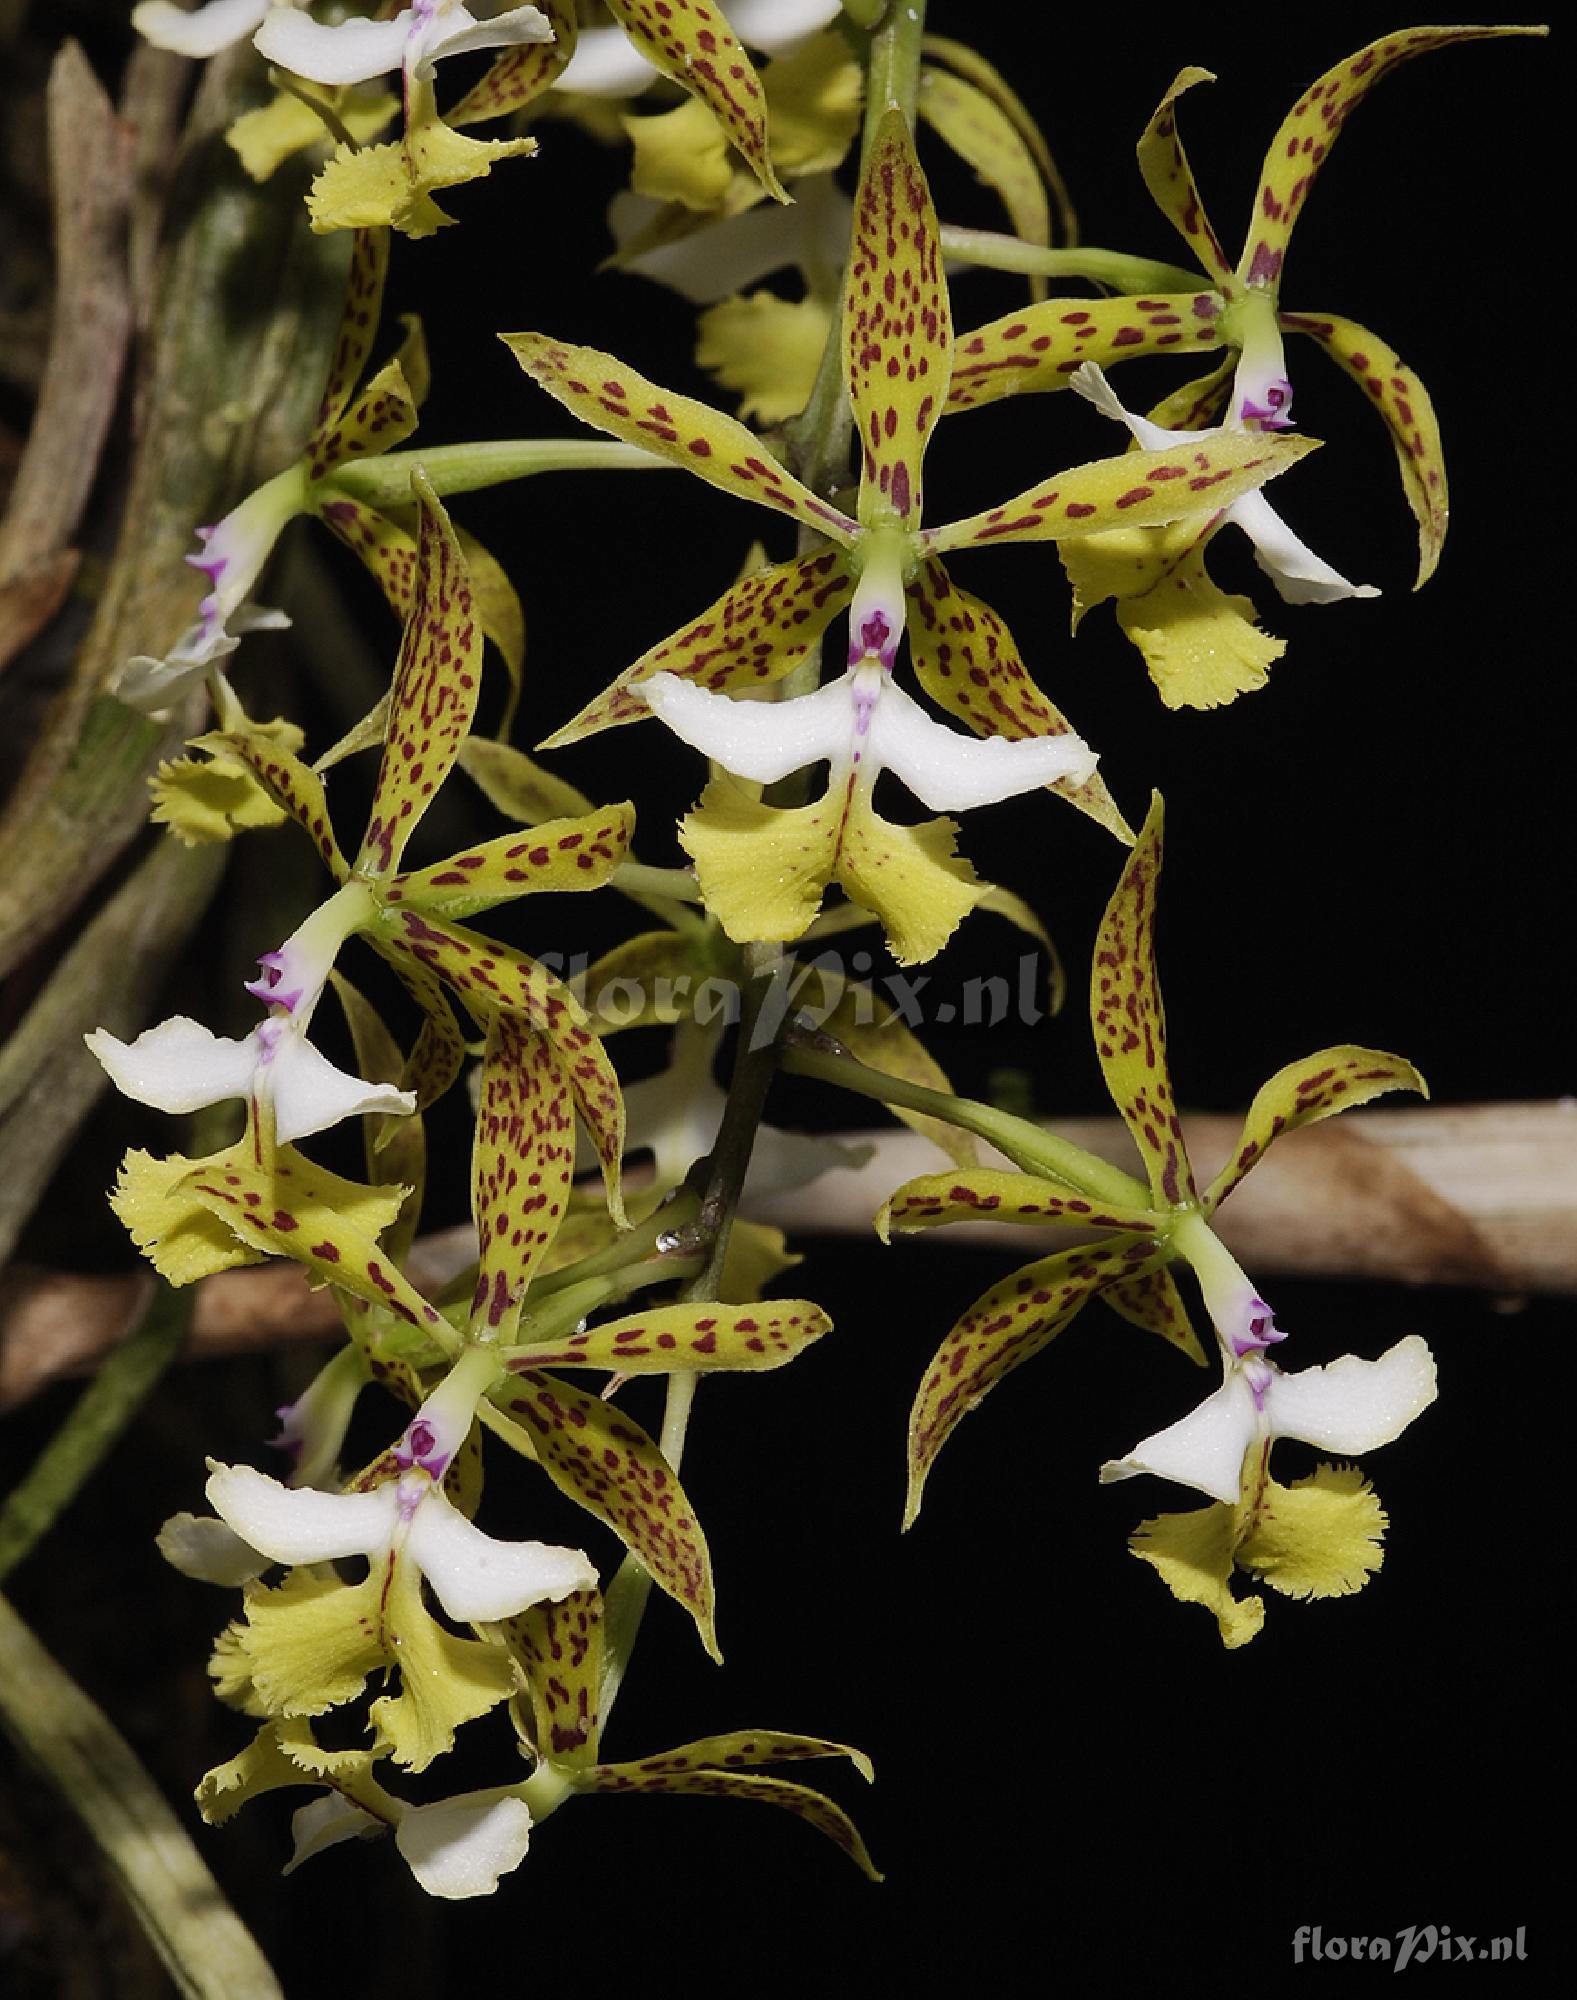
[624,95,734,209]
[227,85,397,183]
[1091,795,1195,1208]
[877,1169,1158,1241]
[502,1588,603,1767]
[1136,67,1234,283]
[1204,1045,1427,1213]
[502,333,857,543]
[387,803,634,923]
[458,735,594,824]
[149,748,292,846]
[1237,1462,1388,1600]
[356,474,482,880]
[906,1238,1150,1527]
[696,291,833,425]
[307,110,536,239]
[469,1013,576,1338]
[307,355,419,483]
[926,430,1316,552]
[1101,1264,1206,1366]
[448,0,578,128]
[947,293,1225,412]
[845,110,950,532]
[540,548,853,747]
[1238,26,1545,290]
[577,1733,878,1878]
[905,559,1132,840]
[1280,309,1447,585]
[180,1146,436,1335]
[111,1146,268,1287]
[377,909,627,1228]
[604,0,785,202]
[203,722,349,878]
[510,1300,830,1375]
[483,1374,718,1659]
[313,227,389,440]
[1128,1499,1266,1649]
[369,1560,519,1771]
[918,66,1049,272]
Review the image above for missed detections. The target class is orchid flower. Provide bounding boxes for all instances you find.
[507,112,1310,961]
[206,1345,598,1771]
[118,230,517,716]
[943,27,1541,706]
[86,879,412,1150]
[878,796,1435,1643]
[1071,359,1378,607]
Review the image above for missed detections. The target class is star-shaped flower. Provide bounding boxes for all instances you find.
[117,230,518,715]
[943,27,1542,706]
[207,1345,598,1770]
[877,794,1434,1642]
[506,112,1309,961]
[86,878,412,1149]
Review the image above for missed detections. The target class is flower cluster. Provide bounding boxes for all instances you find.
[71,10,1540,1919]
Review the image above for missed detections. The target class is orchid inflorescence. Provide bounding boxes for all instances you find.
[77,0,1541,1904]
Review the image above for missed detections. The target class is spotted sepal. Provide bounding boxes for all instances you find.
[1137,68,1233,283]
[574,1731,879,1879]
[449,0,577,128]
[371,940,468,1112]
[457,736,593,826]
[1091,795,1194,1210]
[307,355,420,483]
[1279,309,1446,585]
[198,726,348,880]
[844,111,950,532]
[378,911,626,1226]
[877,1170,1158,1242]
[356,475,482,880]
[1239,26,1544,290]
[329,970,426,1254]
[583,930,711,1035]
[905,1238,1148,1527]
[386,804,634,923]
[1100,1262,1206,1365]
[311,228,389,440]
[501,1587,602,1768]
[539,549,854,748]
[467,1012,577,1340]
[1143,354,1236,433]
[919,35,1076,252]
[1204,1044,1427,1215]
[178,1147,443,1338]
[947,293,1225,411]
[604,0,784,201]
[905,559,1132,841]
[510,1301,830,1377]
[501,335,857,545]
[314,490,420,619]
[918,66,1050,269]
[482,1375,717,1657]
[925,430,1314,551]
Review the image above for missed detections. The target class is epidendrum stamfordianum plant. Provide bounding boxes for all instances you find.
[56,0,1539,1919]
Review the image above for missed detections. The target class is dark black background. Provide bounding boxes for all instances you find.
[4,4,1564,1991]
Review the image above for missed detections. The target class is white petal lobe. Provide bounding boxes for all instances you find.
[1099,1370,1260,1505]
[396,1792,533,1899]
[1267,1336,1438,1455]
[407,1487,597,1622]
[870,679,1097,810]
[205,1463,400,1565]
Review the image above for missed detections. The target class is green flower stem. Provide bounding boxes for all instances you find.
[602,13,929,1729]
[598,943,786,1724]
[0,1591,282,1999]
[782,1029,1153,1209]
[0,1284,191,1584]
[325,439,668,507]
[938,224,1204,296]
[528,1191,703,1301]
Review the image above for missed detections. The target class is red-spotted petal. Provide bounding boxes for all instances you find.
[947,293,1225,412]
[844,110,951,532]
[1136,68,1234,283]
